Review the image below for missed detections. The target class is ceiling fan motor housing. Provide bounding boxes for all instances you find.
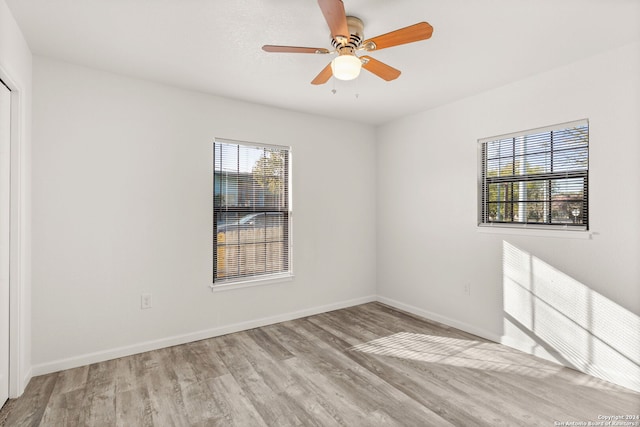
[331,16,364,55]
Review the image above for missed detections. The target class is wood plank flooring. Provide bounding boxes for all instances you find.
[1,302,638,426]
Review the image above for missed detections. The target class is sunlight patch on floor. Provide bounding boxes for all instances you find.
[350,332,562,378]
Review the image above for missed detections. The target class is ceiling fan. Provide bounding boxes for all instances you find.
[262,0,434,85]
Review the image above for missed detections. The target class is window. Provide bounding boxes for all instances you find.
[213,138,291,285]
[479,119,588,230]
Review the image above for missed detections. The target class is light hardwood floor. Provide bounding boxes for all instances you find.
[1,302,638,426]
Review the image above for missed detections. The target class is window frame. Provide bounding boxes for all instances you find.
[212,138,293,288]
[478,119,589,232]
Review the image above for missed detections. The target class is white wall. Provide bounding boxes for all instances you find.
[31,57,376,373]
[25,29,640,392]
[377,41,640,391]
[0,0,32,396]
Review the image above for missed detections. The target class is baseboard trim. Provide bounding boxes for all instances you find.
[32,295,377,377]
[376,296,502,343]
[11,367,32,399]
[30,293,640,394]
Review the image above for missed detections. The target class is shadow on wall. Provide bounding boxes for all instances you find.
[502,241,640,392]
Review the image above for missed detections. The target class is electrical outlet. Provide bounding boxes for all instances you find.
[141,293,153,309]
[464,283,471,296]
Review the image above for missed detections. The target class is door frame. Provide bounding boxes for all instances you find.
[0,75,10,406]
[0,66,27,398]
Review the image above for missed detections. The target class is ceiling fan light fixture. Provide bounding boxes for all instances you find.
[331,54,362,80]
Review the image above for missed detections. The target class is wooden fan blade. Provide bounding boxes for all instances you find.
[361,56,401,81]
[362,22,433,51]
[317,0,349,41]
[311,62,333,85]
[262,45,330,54]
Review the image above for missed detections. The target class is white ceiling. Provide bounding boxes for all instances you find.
[6,0,640,125]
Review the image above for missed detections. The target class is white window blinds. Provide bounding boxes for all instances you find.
[213,139,291,283]
[479,120,589,230]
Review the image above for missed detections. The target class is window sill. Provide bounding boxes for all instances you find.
[209,273,294,292]
[477,224,592,239]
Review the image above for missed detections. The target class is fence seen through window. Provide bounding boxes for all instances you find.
[213,139,291,283]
